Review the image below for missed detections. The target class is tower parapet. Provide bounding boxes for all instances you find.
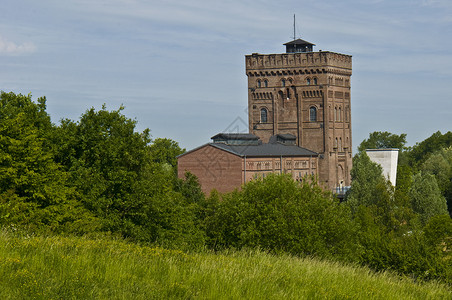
[245,52,352,73]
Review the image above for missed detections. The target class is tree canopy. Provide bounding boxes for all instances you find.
[1,92,451,284]
[358,131,407,152]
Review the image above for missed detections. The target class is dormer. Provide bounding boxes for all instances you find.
[269,134,297,145]
[211,133,260,146]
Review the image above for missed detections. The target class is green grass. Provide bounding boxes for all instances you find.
[0,230,450,299]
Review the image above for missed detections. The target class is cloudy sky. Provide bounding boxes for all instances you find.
[1,0,451,151]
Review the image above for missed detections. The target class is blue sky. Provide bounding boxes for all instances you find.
[1,0,452,151]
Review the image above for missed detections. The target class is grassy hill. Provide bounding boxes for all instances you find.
[0,230,450,299]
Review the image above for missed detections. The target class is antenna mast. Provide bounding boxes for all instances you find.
[293,14,296,40]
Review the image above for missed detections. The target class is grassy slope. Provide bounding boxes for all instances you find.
[0,231,450,299]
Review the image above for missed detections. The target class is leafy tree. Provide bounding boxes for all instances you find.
[347,151,415,233]
[395,165,413,205]
[421,148,452,215]
[407,131,452,167]
[409,172,448,225]
[423,214,452,252]
[358,131,407,152]
[347,149,447,281]
[346,151,386,210]
[393,165,417,229]
[422,215,452,281]
[149,138,185,169]
[51,106,153,222]
[205,174,358,260]
[421,151,451,193]
[0,92,99,232]
[51,105,205,248]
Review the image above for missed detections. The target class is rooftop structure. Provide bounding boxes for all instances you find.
[284,38,316,53]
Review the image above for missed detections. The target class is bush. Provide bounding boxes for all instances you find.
[205,174,358,260]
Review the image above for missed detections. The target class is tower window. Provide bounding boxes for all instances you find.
[257,80,261,88]
[314,78,318,85]
[260,108,268,123]
[264,80,268,88]
[307,78,311,85]
[282,79,286,87]
[309,107,317,122]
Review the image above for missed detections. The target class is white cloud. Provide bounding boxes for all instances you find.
[0,36,36,55]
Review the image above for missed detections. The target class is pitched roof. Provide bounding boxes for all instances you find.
[210,143,318,157]
[283,38,315,46]
[276,133,296,139]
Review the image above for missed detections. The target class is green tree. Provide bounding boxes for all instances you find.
[346,151,386,210]
[358,131,407,152]
[423,214,452,252]
[52,105,205,248]
[422,214,452,281]
[54,106,152,232]
[0,92,99,233]
[421,148,452,215]
[149,138,185,169]
[421,151,451,193]
[205,174,357,260]
[347,151,415,233]
[407,131,452,167]
[409,172,448,225]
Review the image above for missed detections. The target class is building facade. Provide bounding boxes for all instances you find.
[246,39,352,189]
[178,133,318,194]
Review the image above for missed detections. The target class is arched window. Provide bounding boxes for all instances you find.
[334,107,337,121]
[309,107,317,122]
[264,80,268,88]
[257,80,261,88]
[281,79,286,87]
[307,78,311,85]
[260,108,268,123]
[339,107,342,121]
[314,78,318,85]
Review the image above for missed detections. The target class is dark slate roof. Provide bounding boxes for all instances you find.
[210,143,318,157]
[276,133,296,140]
[211,133,259,140]
[283,38,315,46]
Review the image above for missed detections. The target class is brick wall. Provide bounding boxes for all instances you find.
[178,145,243,194]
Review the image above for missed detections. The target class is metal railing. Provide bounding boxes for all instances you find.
[333,186,350,196]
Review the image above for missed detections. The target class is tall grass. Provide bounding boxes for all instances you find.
[0,229,450,299]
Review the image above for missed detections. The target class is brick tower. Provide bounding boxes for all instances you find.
[245,39,352,189]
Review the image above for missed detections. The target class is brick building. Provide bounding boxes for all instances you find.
[178,37,352,193]
[246,39,352,189]
[178,133,318,194]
